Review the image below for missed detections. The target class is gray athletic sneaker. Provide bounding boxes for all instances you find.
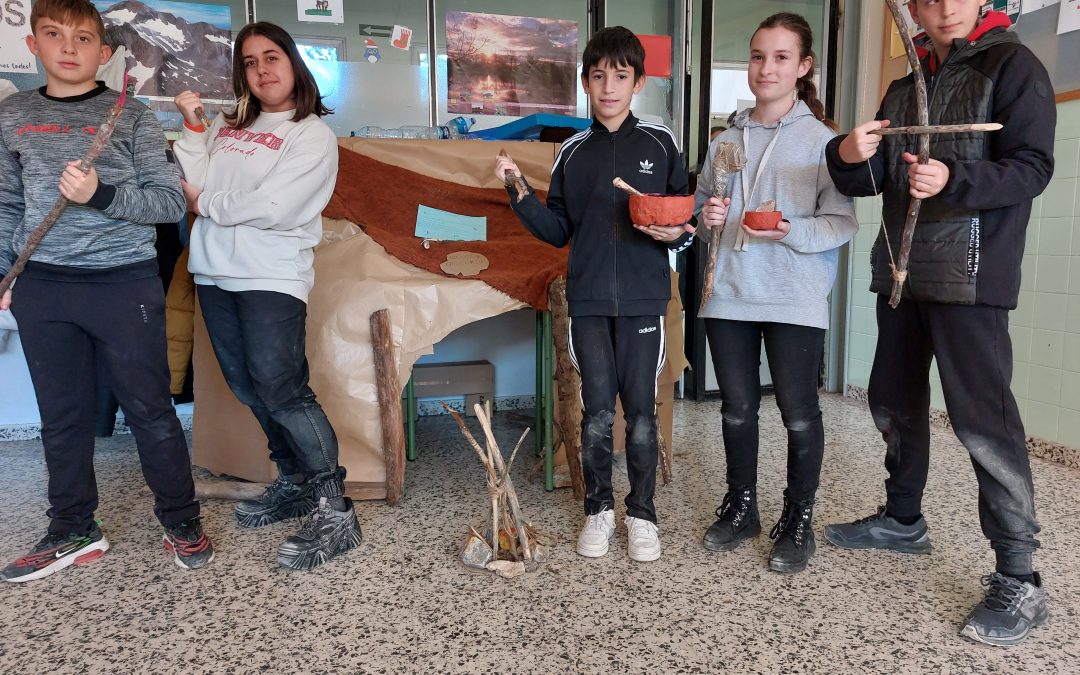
[823,505,932,554]
[960,572,1048,647]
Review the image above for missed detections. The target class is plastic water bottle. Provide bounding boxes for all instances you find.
[351,117,476,140]
[445,116,476,137]
[351,125,438,139]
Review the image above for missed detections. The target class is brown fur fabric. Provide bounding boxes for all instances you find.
[324,146,568,310]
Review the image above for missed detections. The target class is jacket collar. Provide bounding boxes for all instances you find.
[590,111,638,135]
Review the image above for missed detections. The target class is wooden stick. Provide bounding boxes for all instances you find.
[143,479,271,500]
[193,105,212,130]
[0,81,129,295]
[884,0,929,309]
[498,149,529,202]
[474,404,532,561]
[444,404,497,484]
[444,404,503,559]
[194,478,269,500]
[548,278,585,500]
[656,403,672,485]
[869,122,1002,136]
[370,308,406,506]
[612,176,645,197]
[700,142,746,310]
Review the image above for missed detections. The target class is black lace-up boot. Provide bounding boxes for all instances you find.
[768,494,815,573]
[703,486,760,552]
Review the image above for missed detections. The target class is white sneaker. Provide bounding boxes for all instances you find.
[577,509,616,557]
[625,516,661,562]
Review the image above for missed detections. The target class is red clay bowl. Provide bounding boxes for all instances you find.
[743,210,783,231]
[629,193,695,226]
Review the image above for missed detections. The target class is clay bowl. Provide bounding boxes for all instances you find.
[743,210,783,231]
[629,193,695,226]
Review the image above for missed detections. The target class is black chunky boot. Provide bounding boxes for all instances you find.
[277,469,362,571]
[768,494,815,574]
[234,475,316,528]
[703,486,761,552]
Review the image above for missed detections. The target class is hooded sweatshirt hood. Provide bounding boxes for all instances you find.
[692,98,858,329]
[730,97,817,131]
[917,10,1013,73]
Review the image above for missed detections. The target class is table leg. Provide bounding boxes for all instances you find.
[405,376,417,461]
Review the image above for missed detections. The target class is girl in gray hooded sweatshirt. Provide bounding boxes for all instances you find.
[693,12,857,574]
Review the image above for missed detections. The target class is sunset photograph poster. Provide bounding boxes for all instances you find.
[446,11,578,117]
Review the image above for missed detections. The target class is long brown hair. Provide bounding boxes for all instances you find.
[753,13,836,132]
[225,22,332,129]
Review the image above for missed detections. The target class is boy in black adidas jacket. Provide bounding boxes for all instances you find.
[822,3,1055,647]
[495,27,692,562]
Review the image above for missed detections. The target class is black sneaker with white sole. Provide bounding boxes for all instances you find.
[1,523,109,583]
[234,476,316,528]
[277,497,362,571]
[163,517,215,570]
[960,572,1048,647]
[823,505,932,554]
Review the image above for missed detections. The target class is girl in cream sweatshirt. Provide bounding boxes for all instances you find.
[173,21,360,572]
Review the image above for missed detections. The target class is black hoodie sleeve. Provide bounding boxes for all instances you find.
[937,46,1056,210]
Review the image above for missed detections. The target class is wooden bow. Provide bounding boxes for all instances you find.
[881,1,1003,308]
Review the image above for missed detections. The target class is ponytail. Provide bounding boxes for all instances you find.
[796,72,837,131]
[755,12,837,132]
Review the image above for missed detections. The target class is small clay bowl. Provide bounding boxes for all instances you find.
[743,210,783,231]
[629,193,695,226]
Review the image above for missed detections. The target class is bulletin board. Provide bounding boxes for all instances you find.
[880,2,1080,103]
[1013,3,1080,101]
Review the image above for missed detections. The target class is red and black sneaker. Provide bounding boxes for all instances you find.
[162,517,215,570]
[1,523,109,583]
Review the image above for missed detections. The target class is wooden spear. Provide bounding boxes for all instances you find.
[0,79,129,296]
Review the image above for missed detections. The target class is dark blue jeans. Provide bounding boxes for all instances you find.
[196,285,340,483]
[869,296,1040,576]
[705,319,826,503]
[569,315,664,523]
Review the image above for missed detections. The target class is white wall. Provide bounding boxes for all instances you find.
[0,332,41,425]
[415,308,536,398]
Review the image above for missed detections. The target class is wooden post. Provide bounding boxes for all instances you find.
[547,278,585,500]
[370,308,406,505]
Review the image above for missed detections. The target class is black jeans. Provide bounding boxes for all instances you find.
[12,265,199,534]
[196,285,340,484]
[569,315,664,523]
[705,319,825,503]
[869,295,1040,576]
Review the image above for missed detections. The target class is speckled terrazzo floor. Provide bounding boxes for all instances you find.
[0,395,1077,674]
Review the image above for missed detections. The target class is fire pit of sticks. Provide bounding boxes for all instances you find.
[445,402,548,578]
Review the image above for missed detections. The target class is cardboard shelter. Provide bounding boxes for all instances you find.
[191,138,686,500]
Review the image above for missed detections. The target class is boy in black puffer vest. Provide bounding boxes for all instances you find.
[824,1,1055,647]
